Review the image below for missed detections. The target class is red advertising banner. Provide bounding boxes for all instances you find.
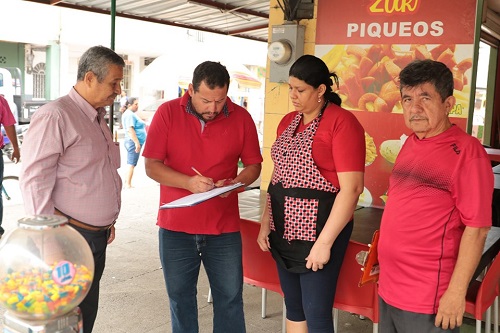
[315,0,477,208]
[317,0,476,45]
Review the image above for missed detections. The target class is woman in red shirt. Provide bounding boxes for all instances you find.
[257,55,366,333]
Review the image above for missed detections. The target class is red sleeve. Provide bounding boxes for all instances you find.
[0,95,16,126]
[311,107,365,187]
[142,101,171,161]
[330,109,366,173]
[454,140,493,228]
[311,106,365,175]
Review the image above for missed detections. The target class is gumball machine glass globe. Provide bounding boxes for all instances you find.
[0,215,94,321]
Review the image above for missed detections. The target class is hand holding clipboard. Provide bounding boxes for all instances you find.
[160,182,245,209]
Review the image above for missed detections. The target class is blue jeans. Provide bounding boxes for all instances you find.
[0,155,4,235]
[124,138,140,166]
[159,229,246,333]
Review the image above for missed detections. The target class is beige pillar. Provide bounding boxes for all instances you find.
[261,0,319,190]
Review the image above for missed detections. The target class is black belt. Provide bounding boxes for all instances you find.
[54,208,115,232]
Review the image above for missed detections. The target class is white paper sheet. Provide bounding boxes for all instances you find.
[159,183,245,209]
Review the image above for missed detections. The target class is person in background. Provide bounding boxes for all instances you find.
[117,91,128,129]
[257,54,365,333]
[0,94,20,238]
[122,97,146,188]
[377,59,493,333]
[143,61,262,333]
[19,45,124,333]
[119,90,128,109]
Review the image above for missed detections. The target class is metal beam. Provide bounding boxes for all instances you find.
[229,23,268,35]
[187,0,269,18]
[23,0,268,42]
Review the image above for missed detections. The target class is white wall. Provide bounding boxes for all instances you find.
[2,1,62,45]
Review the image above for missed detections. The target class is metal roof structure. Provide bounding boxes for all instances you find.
[22,0,500,44]
[24,0,272,42]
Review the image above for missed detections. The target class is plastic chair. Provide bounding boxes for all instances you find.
[207,219,286,332]
[465,254,500,333]
[333,240,379,333]
[240,218,286,332]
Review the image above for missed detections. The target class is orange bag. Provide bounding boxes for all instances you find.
[357,230,380,286]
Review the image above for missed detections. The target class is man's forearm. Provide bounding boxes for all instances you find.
[447,226,490,294]
[235,163,261,186]
[4,125,19,149]
[144,158,191,189]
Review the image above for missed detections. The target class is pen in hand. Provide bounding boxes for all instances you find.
[191,166,204,177]
[191,166,214,189]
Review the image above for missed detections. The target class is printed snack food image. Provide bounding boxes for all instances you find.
[365,132,377,166]
[378,133,408,165]
[321,44,472,114]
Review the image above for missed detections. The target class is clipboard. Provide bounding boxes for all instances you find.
[160,182,245,209]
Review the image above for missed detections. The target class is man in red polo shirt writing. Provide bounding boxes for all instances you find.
[143,61,262,333]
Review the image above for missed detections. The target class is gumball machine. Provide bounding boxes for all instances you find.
[0,215,94,333]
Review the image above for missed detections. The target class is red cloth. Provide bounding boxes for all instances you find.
[143,93,262,234]
[0,95,16,127]
[378,125,493,314]
[277,103,366,188]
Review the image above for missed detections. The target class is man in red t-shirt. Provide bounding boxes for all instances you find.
[378,60,493,333]
[143,61,262,333]
[0,94,20,238]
